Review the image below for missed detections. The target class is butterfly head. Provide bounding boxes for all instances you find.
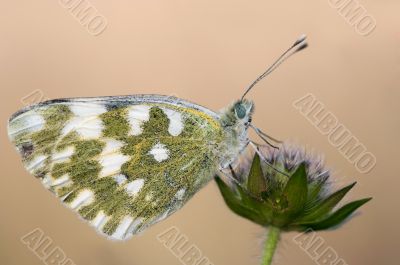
[233,99,254,123]
[217,99,254,168]
[220,99,254,130]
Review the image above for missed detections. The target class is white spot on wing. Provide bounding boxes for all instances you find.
[60,191,74,202]
[125,179,144,196]
[149,143,169,162]
[161,108,184,136]
[98,153,129,178]
[62,104,106,139]
[51,146,75,164]
[175,188,186,200]
[98,139,129,178]
[102,139,124,154]
[26,155,47,172]
[51,174,72,188]
[70,104,107,117]
[41,174,52,188]
[8,112,45,139]
[62,117,104,139]
[125,218,143,239]
[127,105,151,135]
[113,174,127,185]
[69,189,94,210]
[91,211,109,230]
[111,216,143,240]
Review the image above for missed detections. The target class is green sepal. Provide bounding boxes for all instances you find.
[306,175,329,207]
[246,153,267,199]
[297,182,357,223]
[298,197,372,230]
[215,176,271,226]
[282,163,308,215]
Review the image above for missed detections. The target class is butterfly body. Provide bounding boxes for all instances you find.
[8,94,253,240]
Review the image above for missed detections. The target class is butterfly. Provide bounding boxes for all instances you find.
[7,35,307,240]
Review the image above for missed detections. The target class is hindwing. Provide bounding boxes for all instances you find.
[8,95,223,240]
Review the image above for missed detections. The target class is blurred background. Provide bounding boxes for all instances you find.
[1,1,399,264]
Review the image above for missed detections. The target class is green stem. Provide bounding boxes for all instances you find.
[262,226,280,265]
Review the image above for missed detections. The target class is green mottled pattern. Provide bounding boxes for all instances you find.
[8,101,223,238]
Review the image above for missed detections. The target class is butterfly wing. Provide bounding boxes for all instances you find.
[8,95,224,240]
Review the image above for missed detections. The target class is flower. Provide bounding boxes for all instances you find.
[215,143,372,231]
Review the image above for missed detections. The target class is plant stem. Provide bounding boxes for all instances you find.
[262,226,280,265]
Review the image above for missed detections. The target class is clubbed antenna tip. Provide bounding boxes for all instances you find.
[241,33,308,100]
[294,34,307,47]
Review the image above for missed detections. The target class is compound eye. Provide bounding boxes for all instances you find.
[234,103,246,119]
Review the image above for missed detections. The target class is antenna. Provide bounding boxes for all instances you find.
[241,34,308,100]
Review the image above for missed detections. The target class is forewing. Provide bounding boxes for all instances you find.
[8,95,223,240]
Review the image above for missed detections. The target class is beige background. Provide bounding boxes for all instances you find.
[1,1,399,265]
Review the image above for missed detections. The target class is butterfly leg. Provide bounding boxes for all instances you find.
[219,164,241,186]
[251,142,276,148]
[253,126,283,144]
[249,124,281,149]
[249,141,289,178]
